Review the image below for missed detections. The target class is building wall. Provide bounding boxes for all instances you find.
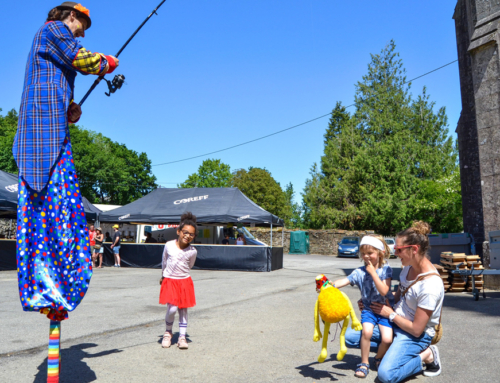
[454,0,500,254]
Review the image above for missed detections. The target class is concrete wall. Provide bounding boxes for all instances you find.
[247,228,375,256]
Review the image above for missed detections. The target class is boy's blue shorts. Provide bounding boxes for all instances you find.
[361,309,392,329]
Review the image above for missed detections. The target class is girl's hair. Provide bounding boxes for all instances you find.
[359,234,390,267]
[397,221,431,257]
[179,211,197,231]
[47,8,73,22]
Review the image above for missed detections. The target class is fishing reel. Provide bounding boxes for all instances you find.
[104,74,126,97]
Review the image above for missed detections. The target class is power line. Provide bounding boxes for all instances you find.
[152,59,458,167]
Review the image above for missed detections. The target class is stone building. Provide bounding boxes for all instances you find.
[453,0,500,258]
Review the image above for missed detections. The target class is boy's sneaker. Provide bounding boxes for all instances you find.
[423,345,442,377]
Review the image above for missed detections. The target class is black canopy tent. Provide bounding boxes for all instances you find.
[98,188,284,272]
[0,169,101,220]
[98,187,283,227]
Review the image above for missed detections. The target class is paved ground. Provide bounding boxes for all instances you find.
[0,254,499,383]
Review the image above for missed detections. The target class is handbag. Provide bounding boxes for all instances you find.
[94,244,101,250]
[401,272,443,345]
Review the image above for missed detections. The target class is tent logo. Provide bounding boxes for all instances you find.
[174,195,209,204]
[118,214,130,220]
[5,184,18,193]
[237,215,250,221]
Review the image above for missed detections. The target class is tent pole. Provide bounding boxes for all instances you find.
[270,222,273,248]
[282,225,284,247]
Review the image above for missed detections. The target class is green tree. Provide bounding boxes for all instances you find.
[284,182,303,228]
[232,167,290,222]
[303,41,462,234]
[0,109,18,173]
[69,125,157,205]
[179,159,232,188]
[0,109,157,205]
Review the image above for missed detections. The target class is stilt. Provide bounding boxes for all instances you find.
[47,320,61,383]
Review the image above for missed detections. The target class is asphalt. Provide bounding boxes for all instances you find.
[0,254,499,383]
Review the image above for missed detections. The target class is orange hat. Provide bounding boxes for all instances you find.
[57,2,91,29]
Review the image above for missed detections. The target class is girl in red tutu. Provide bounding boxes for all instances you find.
[159,212,198,349]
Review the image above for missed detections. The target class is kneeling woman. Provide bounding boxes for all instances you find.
[373,221,444,382]
[345,221,444,383]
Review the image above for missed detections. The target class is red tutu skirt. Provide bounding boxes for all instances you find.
[159,277,196,308]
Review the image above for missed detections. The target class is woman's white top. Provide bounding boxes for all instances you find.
[162,240,197,279]
[236,239,244,245]
[394,266,444,337]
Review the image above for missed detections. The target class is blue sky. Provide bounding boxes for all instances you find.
[1,1,460,203]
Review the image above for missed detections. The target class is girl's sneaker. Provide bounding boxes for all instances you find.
[177,337,188,349]
[161,332,172,348]
[423,345,442,377]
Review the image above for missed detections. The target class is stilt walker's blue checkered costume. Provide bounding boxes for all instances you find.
[13,8,117,320]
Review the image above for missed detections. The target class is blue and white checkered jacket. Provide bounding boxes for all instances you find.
[13,21,108,191]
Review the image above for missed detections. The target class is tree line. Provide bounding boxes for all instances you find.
[0,109,157,205]
[0,41,463,234]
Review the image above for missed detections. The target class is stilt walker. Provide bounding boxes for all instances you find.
[13,3,119,381]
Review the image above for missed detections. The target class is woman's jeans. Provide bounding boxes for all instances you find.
[345,326,432,383]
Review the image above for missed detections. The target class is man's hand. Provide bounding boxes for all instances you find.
[110,244,114,249]
[68,103,82,122]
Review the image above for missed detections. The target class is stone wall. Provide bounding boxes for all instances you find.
[247,228,375,256]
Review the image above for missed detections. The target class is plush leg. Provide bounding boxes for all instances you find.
[313,300,322,342]
[337,317,350,361]
[318,321,331,363]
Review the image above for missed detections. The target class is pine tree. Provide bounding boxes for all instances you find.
[303,41,461,234]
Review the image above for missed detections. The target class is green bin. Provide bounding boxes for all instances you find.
[289,231,309,254]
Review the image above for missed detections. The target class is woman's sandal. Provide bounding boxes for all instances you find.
[354,363,370,378]
[374,357,382,371]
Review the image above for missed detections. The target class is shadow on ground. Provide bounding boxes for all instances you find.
[33,343,122,383]
[443,291,500,317]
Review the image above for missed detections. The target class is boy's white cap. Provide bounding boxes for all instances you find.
[360,236,385,251]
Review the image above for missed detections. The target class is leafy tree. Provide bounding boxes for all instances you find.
[232,167,290,222]
[0,109,18,173]
[0,108,157,205]
[179,159,232,188]
[284,182,303,228]
[69,125,157,205]
[303,41,462,234]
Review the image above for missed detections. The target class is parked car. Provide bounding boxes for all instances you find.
[337,236,360,258]
[385,237,395,257]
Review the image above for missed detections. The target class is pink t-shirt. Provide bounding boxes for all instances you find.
[162,240,197,279]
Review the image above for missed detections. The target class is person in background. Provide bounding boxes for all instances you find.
[236,235,245,245]
[145,232,158,243]
[88,224,96,265]
[222,234,230,245]
[94,228,104,268]
[110,224,121,267]
[105,232,112,243]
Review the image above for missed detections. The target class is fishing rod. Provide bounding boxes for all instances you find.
[78,0,168,106]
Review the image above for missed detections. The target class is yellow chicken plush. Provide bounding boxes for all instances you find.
[314,274,363,363]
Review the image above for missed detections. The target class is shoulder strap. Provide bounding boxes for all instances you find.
[401,272,441,298]
[401,272,443,325]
